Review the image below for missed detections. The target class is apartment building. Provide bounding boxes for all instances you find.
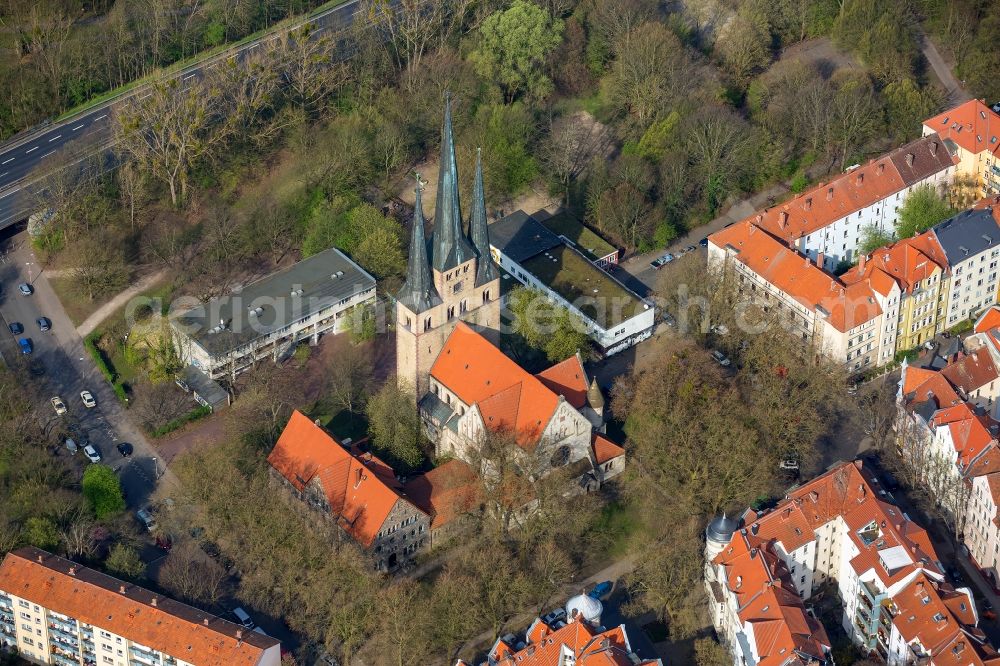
[0,547,281,666]
[172,247,376,380]
[705,461,1000,665]
[743,134,956,269]
[935,205,1000,327]
[924,100,1000,197]
[840,229,950,358]
[708,221,889,371]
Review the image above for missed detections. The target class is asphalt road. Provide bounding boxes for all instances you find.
[0,0,367,230]
[0,229,172,514]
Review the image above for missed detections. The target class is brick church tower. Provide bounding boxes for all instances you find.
[396,97,501,397]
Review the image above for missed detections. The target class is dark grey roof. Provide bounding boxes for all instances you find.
[706,514,739,544]
[419,391,454,425]
[913,398,938,424]
[397,184,442,314]
[469,148,499,287]
[175,247,375,358]
[888,132,955,186]
[932,208,1000,267]
[181,365,228,409]
[488,210,562,262]
[431,94,476,273]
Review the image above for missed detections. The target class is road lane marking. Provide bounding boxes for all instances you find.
[1,158,12,165]
[72,124,84,131]
[42,151,55,158]
[0,187,21,199]
[94,114,107,121]
[0,172,6,178]
[48,135,61,142]
[183,74,196,81]
[25,146,38,153]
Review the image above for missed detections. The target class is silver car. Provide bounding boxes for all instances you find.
[83,444,101,463]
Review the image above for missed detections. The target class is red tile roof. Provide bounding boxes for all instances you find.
[403,459,480,530]
[841,230,947,294]
[709,222,882,332]
[431,322,575,449]
[592,433,625,464]
[267,410,424,547]
[473,618,659,666]
[0,548,278,666]
[736,134,953,245]
[940,349,1000,398]
[975,305,1000,335]
[924,100,1000,158]
[535,355,589,409]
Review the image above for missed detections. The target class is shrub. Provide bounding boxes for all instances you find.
[150,405,212,438]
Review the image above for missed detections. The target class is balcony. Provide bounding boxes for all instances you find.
[49,631,80,651]
[130,645,162,665]
[48,623,79,642]
[50,651,80,666]
[48,615,78,633]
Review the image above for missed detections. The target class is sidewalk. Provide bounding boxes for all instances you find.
[920,32,970,106]
[76,268,168,337]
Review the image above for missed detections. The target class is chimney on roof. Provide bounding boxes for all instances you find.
[817,252,825,269]
[151,597,157,607]
[203,618,209,626]
[827,187,834,201]
[37,554,42,563]
[856,172,864,186]
[859,254,867,272]
[779,211,789,229]
[805,197,812,211]
[878,163,885,175]
[930,141,939,156]
[756,213,763,224]
[906,153,915,167]
[236,629,243,639]
[119,585,126,594]
[68,566,76,576]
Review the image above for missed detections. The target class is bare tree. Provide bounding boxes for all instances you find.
[541,112,611,205]
[159,541,227,606]
[278,25,349,117]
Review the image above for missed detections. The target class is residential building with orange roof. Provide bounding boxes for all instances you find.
[739,133,956,269]
[923,100,1000,197]
[705,461,996,665]
[708,221,890,371]
[0,547,281,666]
[267,410,431,571]
[403,458,480,545]
[841,229,950,356]
[421,321,618,485]
[455,597,661,666]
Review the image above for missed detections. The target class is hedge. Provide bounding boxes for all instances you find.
[84,333,129,404]
[150,405,212,438]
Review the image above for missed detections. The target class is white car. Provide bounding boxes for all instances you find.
[50,396,67,415]
[83,444,102,463]
[80,390,96,408]
[136,508,156,532]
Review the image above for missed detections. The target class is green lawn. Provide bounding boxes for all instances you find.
[541,212,616,262]
[48,277,115,328]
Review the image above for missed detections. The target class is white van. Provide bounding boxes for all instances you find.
[232,607,254,629]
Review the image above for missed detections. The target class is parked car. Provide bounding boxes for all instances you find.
[232,607,254,629]
[175,378,191,393]
[116,442,133,457]
[8,322,22,334]
[136,508,157,532]
[540,608,567,626]
[923,340,935,350]
[80,390,96,408]
[699,237,709,247]
[82,444,101,463]
[36,317,51,332]
[684,245,696,253]
[662,312,677,327]
[50,396,67,415]
[711,324,730,336]
[64,438,78,454]
[947,565,965,584]
[18,338,32,354]
[711,350,731,367]
[649,253,674,269]
[847,384,859,395]
[779,458,800,471]
[588,581,613,599]
[17,283,33,296]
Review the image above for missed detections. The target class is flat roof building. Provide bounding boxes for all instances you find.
[0,547,281,666]
[172,247,376,380]
[489,210,654,356]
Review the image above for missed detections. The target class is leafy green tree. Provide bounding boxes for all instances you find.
[105,543,144,580]
[896,185,955,239]
[509,287,591,362]
[718,2,773,86]
[82,465,126,519]
[636,111,681,161]
[883,79,944,141]
[365,383,426,474]
[470,0,564,101]
[24,517,60,550]
[462,103,538,198]
[858,225,895,254]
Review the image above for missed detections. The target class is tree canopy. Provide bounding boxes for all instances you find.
[82,464,126,519]
[896,184,955,239]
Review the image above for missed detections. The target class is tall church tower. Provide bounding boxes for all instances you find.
[396,96,501,397]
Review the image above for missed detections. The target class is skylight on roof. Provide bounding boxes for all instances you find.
[879,545,914,573]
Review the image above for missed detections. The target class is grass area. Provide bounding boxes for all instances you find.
[311,408,370,443]
[54,0,353,122]
[48,277,115,328]
[521,244,639,328]
[592,500,643,558]
[541,212,616,262]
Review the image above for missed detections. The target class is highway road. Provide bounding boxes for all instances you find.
[0,229,176,515]
[0,0,367,230]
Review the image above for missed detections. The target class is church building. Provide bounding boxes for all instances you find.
[396,98,624,486]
